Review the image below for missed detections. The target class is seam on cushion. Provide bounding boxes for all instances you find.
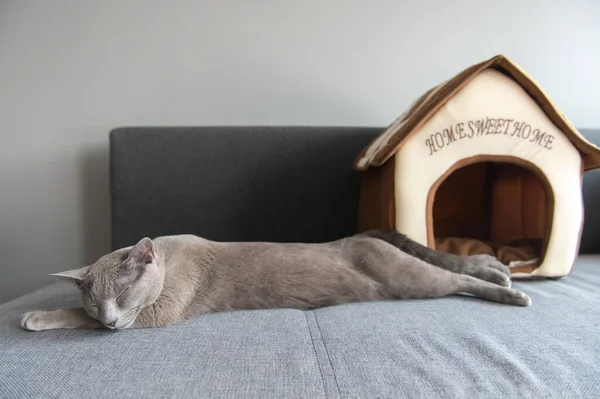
[305,311,329,399]
[312,312,341,396]
[305,311,341,399]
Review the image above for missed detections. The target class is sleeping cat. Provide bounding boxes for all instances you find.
[20,229,530,331]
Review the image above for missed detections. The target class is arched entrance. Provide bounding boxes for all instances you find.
[427,156,554,273]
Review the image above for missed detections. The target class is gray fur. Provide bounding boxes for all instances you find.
[20,229,530,332]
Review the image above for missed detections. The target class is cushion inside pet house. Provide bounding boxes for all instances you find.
[355,55,600,278]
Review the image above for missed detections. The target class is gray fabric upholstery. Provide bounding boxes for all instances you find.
[110,127,600,252]
[315,255,600,398]
[580,129,600,253]
[1,255,599,398]
[2,126,599,398]
[110,127,381,249]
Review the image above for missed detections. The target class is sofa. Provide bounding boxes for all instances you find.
[1,126,599,398]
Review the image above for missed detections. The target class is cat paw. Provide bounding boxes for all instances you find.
[463,255,511,287]
[20,310,56,331]
[508,289,532,307]
[468,254,511,277]
[486,269,511,287]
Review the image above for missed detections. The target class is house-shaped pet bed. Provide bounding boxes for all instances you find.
[354,54,600,278]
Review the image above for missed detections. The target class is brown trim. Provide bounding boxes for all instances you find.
[425,155,556,277]
[511,159,585,277]
[354,54,600,172]
[357,157,396,233]
[354,61,484,170]
[354,85,440,167]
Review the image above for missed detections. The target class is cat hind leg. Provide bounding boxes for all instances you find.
[360,229,511,287]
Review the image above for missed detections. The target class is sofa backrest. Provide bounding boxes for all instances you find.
[110,127,600,253]
[581,129,600,253]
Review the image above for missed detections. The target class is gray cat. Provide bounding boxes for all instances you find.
[20,229,530,331]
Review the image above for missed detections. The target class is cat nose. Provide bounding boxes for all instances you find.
[107,319,118,327]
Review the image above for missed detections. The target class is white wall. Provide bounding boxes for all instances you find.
[1,0,599,302]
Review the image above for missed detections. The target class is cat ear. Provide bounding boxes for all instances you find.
[49,265,91,284]
[126,237,155,265]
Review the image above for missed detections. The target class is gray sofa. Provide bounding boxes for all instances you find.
[1,127,599,398]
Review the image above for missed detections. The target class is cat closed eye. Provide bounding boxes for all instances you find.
[116,287,131,300]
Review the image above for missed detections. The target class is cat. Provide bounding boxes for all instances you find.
[20,229,530,331]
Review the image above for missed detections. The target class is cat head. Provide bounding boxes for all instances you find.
[51,237,165,330]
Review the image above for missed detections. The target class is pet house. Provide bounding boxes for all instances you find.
[354,54,600,278]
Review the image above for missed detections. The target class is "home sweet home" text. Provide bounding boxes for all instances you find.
[424,117,555,156]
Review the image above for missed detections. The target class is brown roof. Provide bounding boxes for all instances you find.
[354,54,600,172]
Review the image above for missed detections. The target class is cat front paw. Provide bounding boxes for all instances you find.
[503,288,532,307]
[20,310,58,331]
[468,254,511,277]
[465,254,511,287]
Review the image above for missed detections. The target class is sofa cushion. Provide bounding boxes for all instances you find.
[1,255,599,398]
[314,254,600,398]
[0,284,326,398]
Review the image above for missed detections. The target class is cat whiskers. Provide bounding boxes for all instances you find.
[118,305,141,329]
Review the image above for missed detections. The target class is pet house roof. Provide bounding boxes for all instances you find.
[354,54,600,172]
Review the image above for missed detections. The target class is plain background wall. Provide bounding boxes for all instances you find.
[1,0,599,303]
